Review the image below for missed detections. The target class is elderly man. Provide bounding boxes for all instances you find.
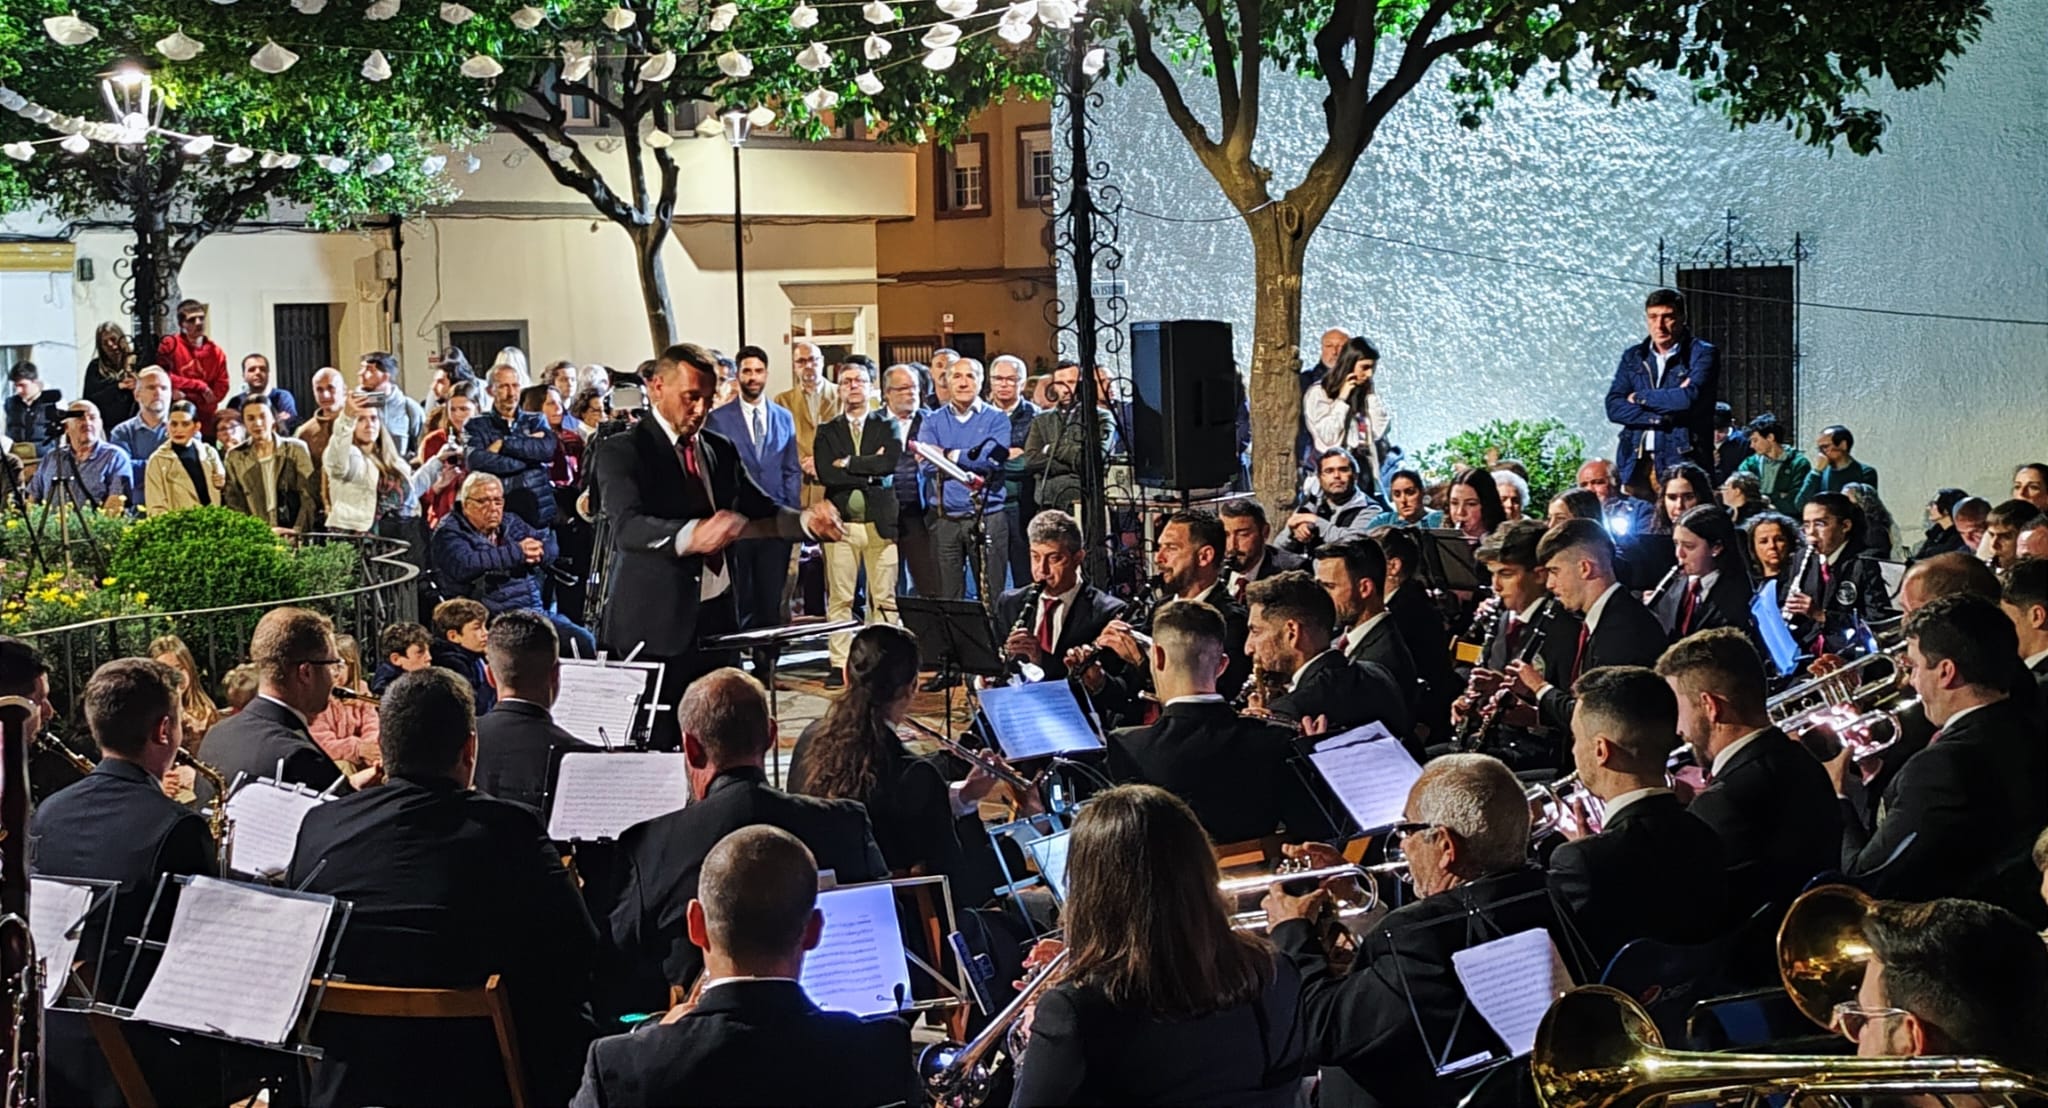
[814,362,902,685]
[772,340,842,512]
[431,472,594,657]
[225,351,299,432]
[29,400,132,511]
[107,366,172,504]
[914,356,1013,607]
[221,395,317,533]
[1576,457,1656,539]
[1022,361,1113,525]
[986,354,1039,586]
[1265,753,1593,1108]
[467,362,558,530]
[1299,327,1350,472]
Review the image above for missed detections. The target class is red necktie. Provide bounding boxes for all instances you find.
[1231,575,1248,603]
[1572,622,1590,682]
[679,436,725,574]
[1678,579,1700,634]
[1038,597,1060,653]
[1503,615,1521,659]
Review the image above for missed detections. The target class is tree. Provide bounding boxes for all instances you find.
[1101,0,1990,507]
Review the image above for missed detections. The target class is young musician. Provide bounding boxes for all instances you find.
[1454,520,1579,767]
[1846,898,2048,1073]
[2001,557,2048,698]
[1220,498,1307,602]
[1315,538,1419,723]
[1247,570,1412,742]
[1374,526,1455,725]
[1784,491,1895,655]
[1652,505,1759,648]
[472,610,598,818]
[1512,519,1669,735]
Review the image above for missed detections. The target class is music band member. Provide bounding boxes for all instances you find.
[1107,601,1330,843]
[1374,527,1455,726]
[1281,450,1380,556]
[1605,287,1717,497]
[1512,519,1669,737]
[570,827,916,1108]
[997,509,1126,682]
[1456,520,1578,767]
[1075,509,1249,711]
[1653,505,1759,647]
[1247,571,1412,741]
[1838,594,2048,922]
[1656,629,1842,928]
[1263,754,1593,1108]
[1547,666,1727,964]
[813,362,903,685]
[1845,898,2048,1074]
[199,607,379,794]
[472,610,598,819]
[1315,538,1420,726]
[1784,492,1895,655]
[589,345,842,751]
[1221,498,1307,604]
[2002,557,2048,698]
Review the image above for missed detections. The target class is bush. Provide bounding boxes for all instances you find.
[108,507,302,614]
[0,507,134,578]
[1416,418,1589,508]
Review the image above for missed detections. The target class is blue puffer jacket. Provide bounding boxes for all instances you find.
[430,508,558,614]
[465,409,558,526]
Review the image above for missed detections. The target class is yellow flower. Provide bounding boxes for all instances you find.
[135,592,149,604]
[101,577,115,586]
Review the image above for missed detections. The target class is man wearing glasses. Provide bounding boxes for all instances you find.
[155,299,229,435]
[772,340,842,512]
[431,471,595,657]
[1842,897,2047,1074]
[986,354,1039,589]
[198,606,382,794]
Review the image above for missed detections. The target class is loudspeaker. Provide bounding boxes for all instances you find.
[1128,319,1240,490]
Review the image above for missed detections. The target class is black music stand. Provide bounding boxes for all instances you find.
[1413,528,1485,593]
[897,597,1007,733]
[702,619,861,784]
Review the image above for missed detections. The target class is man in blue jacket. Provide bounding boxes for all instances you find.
[1604,288,1717,496]
[704,345,802,635]
[469,363,559,530]
[431,472,595,657]
[913,357,1011,611]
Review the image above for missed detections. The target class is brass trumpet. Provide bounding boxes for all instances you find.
[1217,860,1407,932]
[919,947,1069,1107]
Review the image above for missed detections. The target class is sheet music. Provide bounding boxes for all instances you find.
[1306,724,1425,832]
[130,876,331,1044]
[799,882,911,1018]
[546,751,690,841]
[1026,831,1073,902]
[29,878,95,1007]
[1450,927,1575,1059]
[979,681,1102,761]
[1751,581,1801,677]
[225,781,328,878]
[552,660,650,747]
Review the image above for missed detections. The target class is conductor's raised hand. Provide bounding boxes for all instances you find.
[802,500,846,542]
[682,510,749,556]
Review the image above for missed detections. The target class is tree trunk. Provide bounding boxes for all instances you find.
[633,224,679,353]
[1245,203,1312,511]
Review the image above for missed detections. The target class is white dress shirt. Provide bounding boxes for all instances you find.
[1600,785,1672,824]
[1032,580,1082,653]
[1709,726,1771,779]
[649,405,735,602]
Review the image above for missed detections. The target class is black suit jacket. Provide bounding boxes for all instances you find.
[474,698,599,818]
[1650,570,1759,645]
[788,722,967,890]
[813,410,904,539]
[1386,585,1455,735]
[1343,614,1419,719]
[591,418,803,659]
[1688,727,1842,920]
[1547,792,1728,965]
[1537,587,1670,732]
[597,768,889,1017]
[1252,545,1308,581]
[199,696,341,792]
[994,583,1126,682]
[289,775,599,1107]
[569,980,914,1108]
[1109,700,1330,843]
[1012,949,1306,1108]
[1268,650,1413,745]
[1841,696,2048,922]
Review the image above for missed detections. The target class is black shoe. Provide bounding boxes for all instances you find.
[823,671,845,690]
[920,672,959,693]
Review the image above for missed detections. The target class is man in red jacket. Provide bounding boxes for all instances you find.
[154,299,228,434]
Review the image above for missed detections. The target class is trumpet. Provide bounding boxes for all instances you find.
[1768,644,1914,761]
[331,686,381,705]
[898,717,1036,796]
[1217,860,1407,932]
[920,948,1069,1107]
[1527,771,1603,839]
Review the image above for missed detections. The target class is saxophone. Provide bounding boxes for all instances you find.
[176,749,231,847]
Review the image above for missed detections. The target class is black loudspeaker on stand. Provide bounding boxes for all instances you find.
[1129,319,1241,490]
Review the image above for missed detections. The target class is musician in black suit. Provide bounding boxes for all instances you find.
[2002,557,2048,702]
[997,509,1126,682]
[588,344,843,750]
[813,363,904,685]
[1839,594,2048,923]
[473,609,597,817]
[1108,600,1331,842]
[1452,521,1581,769]
[199,606,374,794]
[1657,629,1842,927]
[595,669,888,1019]
[1513,519,1669,734]
[1652,505,1760,650]
[570,826,915,1108]
[1221,498,1308,604]
[30,658,226,1107]
[1375,527,1456,734]
[1784,492,1896,657]
[1546,666,1728,965]
[1316,538,1419,724]
[1249,571,1413,741]
[1264,754,1596,1108]
[289,668,599,1107]
[1073,509,1249,721]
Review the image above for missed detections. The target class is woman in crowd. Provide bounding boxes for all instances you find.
[2014,463,2048,514]
[1301,337,1394,498]
[412,382,480,525]
[1010,784,1305,1106]
[1844,482,1899,560]
[81,321,138,426]
[1914,487,1969,560]
[149,634,217,804]
[212,410,247,449]
[1491,467,1530,521]
[1445,467,1507,546]
[1657,505,1759,646]
[311,633,381,771]
[324,396,442,570]
[1652,462,1713,535]
[1745,511,1806,594]
[566,387,607,440]
[1718,471,1767,524]
[1366,468,1445,530]
[523,359,577,411]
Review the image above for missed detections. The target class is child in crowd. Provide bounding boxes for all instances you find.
[429,598,495,713]
[311,633,381,770]
[219,663,260,714]
[373,622,433,694]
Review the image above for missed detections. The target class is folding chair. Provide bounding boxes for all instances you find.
[310,974,529,1108]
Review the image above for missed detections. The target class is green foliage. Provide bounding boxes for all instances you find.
[106,506,300,615]
[0,567,152,635]
[289,540,364,620]
[1417,418,1586,508]
[0,507,135,578]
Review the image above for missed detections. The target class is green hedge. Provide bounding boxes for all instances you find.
[1416,418,1589,508]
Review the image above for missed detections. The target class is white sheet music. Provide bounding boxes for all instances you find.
[979,681,1102,761]
[225,780,328,878]
[1450,927,1575,1059]
[1307,724,1425,831]
[552,660,651,747]
[130,876,332,1044]
[546,751,690,841]
[29,878,95,1008]
[799,882,911,1017]
[1026,831,1072,902]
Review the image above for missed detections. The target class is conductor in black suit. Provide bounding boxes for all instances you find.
[199,606,377,794]
[996,508,1126,682]
[1513,518,1669,734]
[589,343,843,750]
[1839,594,2048,922]
[571,825,915,1108]
[1248,570,1412,741]
[474,609,597,818]
[289,668,600,1107]
[594,668,888,1020]
[1546,666,1728,965]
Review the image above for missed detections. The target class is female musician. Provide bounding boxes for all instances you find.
[1657,505,1758,644]
[1366,468,1445,530]
[1652,462,1712,534]
[148,634,216,803]
[1446,467,1507,547]
[310,634,381,771]
[1010,785,1305,1106]
[1302,337,1394,497]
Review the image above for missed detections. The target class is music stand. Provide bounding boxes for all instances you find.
[30,874,119,1011]
[701,619,860,784]
[556,655,669,751]
[1412,529,1485,593]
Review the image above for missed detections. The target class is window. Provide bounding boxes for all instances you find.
[792,308,866,367]
[1018,125,1054,206]
[1676,264,1798,433]
[936,134,990,219]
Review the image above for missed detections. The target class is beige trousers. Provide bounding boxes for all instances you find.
[825,521,900,667]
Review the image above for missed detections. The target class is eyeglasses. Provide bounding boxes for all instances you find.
[1831,1001,1909,1043]
[296,658,342,670]
[1380,822,1435,881]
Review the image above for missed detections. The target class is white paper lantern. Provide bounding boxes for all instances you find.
[561,45,594,81]
[362,49,393,81]
[747,106,775,128]
[292,0,329,13]
[922,45,957,70]
[694,114,723,138]
[43,14,99,46]
[936,0,977,16]
[790,3,819,29]
[862,1,895,24]
[2,143,33,161]
[802,86,839,112]
[863,33,893,61]
[601,5,634,30]
[795,42,831,72]
[716,50,753,78]
[996,19,1033,43]
[855,70,884,96]
[251,40,301,74]
[364,153,396,176]
[922,22,961,48]
[708,3,738,31]
[464,152,483,173]
[421,154,448,174]
[1081,46,1105,76]
[321,155,354,173]
[182,135,216,155]
[59,134,90,154]
[460,54,504,79]
[260,151,287,169]
[644,128,673,148]
[156,31,205,61]
[0,90,24,111]
[279,153,303,168]
[224,145,254,164]
[1035,0,1074,25]
[510,6,543,29]
[365,0,401,20]
[638,51,676,82]
[439,3,474,24]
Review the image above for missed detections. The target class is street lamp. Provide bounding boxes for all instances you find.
[722,109,751,347]
[100,64,159,141]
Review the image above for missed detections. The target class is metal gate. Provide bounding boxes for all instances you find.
[272,303,334,417]
[1661,212,1806,435]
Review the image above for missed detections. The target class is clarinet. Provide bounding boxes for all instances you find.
[1644,564,1683,611]
[1006,583,1046,684]
[1462,599,1554,751]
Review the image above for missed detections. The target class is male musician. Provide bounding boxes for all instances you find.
[1512,519,1669,734]
[916,357,1014,605]
[1247,571,1412,741]
[1983,498,2042,575]
[589,344,841,751]
[596,669,887,1019]
[290,668,599,1106]
[1784,491,1896,654]
[570,827,915,1108]
[704,346,802,638]
[1265,754,1594,1108]
[1656,629,1842,926]
[200,607,377,793]
[2002,557,2048,697]
[1314,538,1419,724]
[1375,526,1456,724]
[1221,498,1307,604]
[1280,449,1380,556]
[1076,508,1250,708]
[1605,287,1717,495]
[1848,898,2048,1073]
[1454,520,1578,767]
[1839,595,2047,921]
[1022,360,1112,519]
[996,509,1125,682]
[1107,600,1330,842]
[771,340,842,512]
[31,658,223,1107]
[814,361,903,686]
[1792,423,1879,508]
[1547,666,1728,963]
[474,610,598,817]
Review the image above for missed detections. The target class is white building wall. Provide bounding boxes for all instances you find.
[1084,2,2048,501]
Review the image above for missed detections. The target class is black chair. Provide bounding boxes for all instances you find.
[1599,933,1735,1045]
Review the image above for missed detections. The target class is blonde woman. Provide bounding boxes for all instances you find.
[311,633,381,770]
[150,633,218,803]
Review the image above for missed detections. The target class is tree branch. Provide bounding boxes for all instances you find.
[1315,0,1356,92]
[489,99,640,228]
[1231,0,1263,158]
[1198,3,1242,143]
[1129,10,1222,162]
